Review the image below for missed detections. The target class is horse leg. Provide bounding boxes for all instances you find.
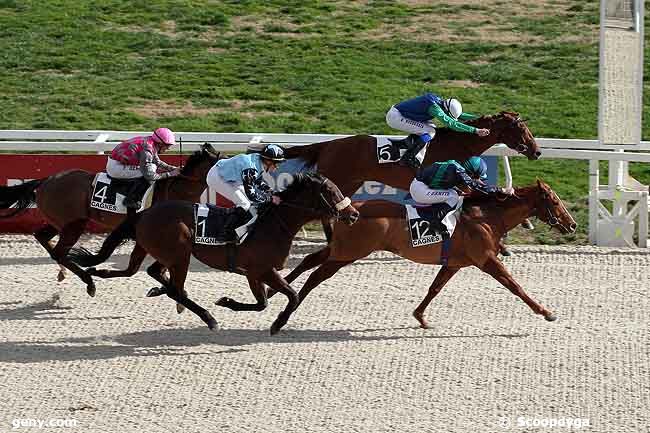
[49,220,97,297]
[144,261,171,297]
[260,269,299,335]
[413,266,459,329]
[271,259,352,334]
[34,224,67,282]
[481,257,556,321]
[164,262,218,330]
[215,276,268,312]
[87,244,147,279]
[320,216,334,242]
[296,260,352,307]
[267,246,331,299]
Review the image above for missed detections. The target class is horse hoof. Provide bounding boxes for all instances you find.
[176,303,185,314]
[215,297,232,307]
[146,287,166,297]
[522,220,535,230]
[207,318,218,330]
[86,284,96,297]
[270,320,284,335]
[57,270,66,282]
[545,313,557,322]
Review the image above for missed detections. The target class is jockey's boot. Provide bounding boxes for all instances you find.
[428,202,453,239]
[399,134,429,169]
[233,207,256,243]
[123,178,151,209]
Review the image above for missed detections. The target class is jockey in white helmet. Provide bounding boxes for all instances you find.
[385,93,490,168]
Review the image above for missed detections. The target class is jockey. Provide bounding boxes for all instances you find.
[410,159,503,239]
[106,127,181,209]
[458,156,488,183]
[206,144,285,241]
[386,93,490,168]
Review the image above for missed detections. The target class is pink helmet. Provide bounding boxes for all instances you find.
[152,127,176,146]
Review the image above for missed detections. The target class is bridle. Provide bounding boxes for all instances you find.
[500,115,532,156]
[537,190,572,232]
[268,177,352,235]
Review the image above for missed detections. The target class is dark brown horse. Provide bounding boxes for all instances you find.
[282,112,541,239]
[0,143,221,296]
[270,180,576,332]
[67,172,360,333]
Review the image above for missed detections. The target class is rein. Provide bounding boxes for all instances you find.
[265,179,351,236]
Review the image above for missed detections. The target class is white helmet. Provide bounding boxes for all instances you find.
[442,98,463,119]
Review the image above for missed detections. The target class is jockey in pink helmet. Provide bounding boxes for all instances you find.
[106,127,181,208]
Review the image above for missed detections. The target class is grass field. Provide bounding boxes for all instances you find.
[1,0,649,244]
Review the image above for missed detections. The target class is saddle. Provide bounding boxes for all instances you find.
[193,204,253,245]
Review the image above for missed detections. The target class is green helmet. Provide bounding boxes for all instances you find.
[459,157,488,181]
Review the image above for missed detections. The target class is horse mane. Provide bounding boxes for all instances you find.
[279,172,326,198]
[179,148,219,175]
[283,142,330,168]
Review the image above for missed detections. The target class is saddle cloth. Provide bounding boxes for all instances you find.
[375,136,427,165]
[193,203,252,246]
[405,197,463,248]
[89,173,154,214]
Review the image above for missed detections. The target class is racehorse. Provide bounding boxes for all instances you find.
[282,111,541,240]
[0,143,221,296]
[67,172,360,333]
[269,180,576,332]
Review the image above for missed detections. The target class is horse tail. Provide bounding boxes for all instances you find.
[67,213,140,268]
[283,141,329,168]
[0,179,46,218]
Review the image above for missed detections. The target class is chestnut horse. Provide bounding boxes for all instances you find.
[0,143,221,296]
[270,180,576,332]
[67,173,360,333]
[282,112,541,240]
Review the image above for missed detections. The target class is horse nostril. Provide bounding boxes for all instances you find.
[535,151,542,157]
[570,223,577,231]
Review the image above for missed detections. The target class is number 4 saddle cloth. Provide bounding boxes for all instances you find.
[405,197,463,248]
[89,173,154,214]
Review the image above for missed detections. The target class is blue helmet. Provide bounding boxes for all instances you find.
[459,157,488,181]
[260,144,286,162]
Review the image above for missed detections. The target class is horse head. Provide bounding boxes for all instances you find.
[180,142,222,180]
[278,172,359,225]
[487,112,541,160]
[532,179,576,233]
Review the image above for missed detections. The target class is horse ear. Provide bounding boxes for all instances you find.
[536,178,544,189]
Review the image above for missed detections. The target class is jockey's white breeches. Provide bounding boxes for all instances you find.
[409,179,460,207]
[206,165,252,211]
[106,158,143,179]
[386,106,437,137]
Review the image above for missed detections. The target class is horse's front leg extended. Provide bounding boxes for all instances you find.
[481,256,556,321]
[261,269,299,335]
[215,276,268,312]
[413,266,459,329]
[267,246,331,299]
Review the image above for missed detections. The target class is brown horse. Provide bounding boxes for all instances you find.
[0,143,221,296]
[270,180,576,332]
[282,111,541,239]
[67,172,360,333]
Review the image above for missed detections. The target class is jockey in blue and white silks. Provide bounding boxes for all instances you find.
[206,144,285,240]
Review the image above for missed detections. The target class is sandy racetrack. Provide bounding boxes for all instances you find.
[0,234,648,432]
